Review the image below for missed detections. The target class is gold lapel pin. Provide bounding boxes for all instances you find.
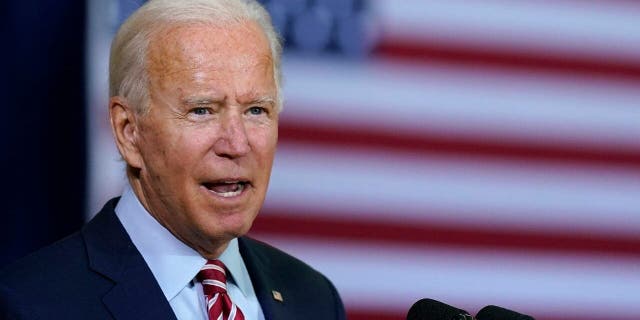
[271,290,283,302]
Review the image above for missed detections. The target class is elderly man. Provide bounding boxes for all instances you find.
[0,0,346,319]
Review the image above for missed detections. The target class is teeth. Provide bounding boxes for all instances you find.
[211,182,245,198]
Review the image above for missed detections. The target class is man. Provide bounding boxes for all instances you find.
[0,0,346,319]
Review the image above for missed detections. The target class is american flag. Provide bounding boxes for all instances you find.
[87,1,640,319]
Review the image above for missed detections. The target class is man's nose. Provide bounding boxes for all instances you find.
[213,113,250,158]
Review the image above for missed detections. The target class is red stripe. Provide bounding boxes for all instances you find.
[251,210,640,257]
[348,311,401,320]
[279,122,640,170]
[375,39,640,83]
[347,310,638,320]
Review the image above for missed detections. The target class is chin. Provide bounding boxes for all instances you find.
[213,213,257,238]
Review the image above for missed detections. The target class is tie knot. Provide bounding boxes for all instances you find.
[198,259,228,295]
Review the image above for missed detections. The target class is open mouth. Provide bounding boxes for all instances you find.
[203,181,249,198]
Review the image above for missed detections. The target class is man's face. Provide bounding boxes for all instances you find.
[131,22,278,256]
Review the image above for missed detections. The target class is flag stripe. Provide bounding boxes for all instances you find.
[279,122,640,169]
[251,212,640,257]
[267,144,640,237]
[375,39,640,83]
[254,236,640,319]
[347,311,639,320]
[375,0,640,65]
[281,57,640,152]
[347,312,399,320]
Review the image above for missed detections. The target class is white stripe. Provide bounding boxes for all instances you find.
[282,57,640,150]
[257,235,640,319]
[229,304,237,319]
[202,264,226,274]
[207,294,219,310]
[202,279,226,291]
[216,314,223,320]
[375,0,640,63]
[265,143,640,236]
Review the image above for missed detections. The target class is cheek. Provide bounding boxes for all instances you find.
[138,124,169,166]
[142,127,205,174]
[175,128,211,152]
[168,130,216,170]
[249,125,278,159]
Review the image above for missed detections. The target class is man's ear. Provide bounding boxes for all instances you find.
[109,97,144,170]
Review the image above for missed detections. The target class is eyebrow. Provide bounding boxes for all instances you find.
[247,96,276,105]
[181,95,276,106]
[181,96,224,105]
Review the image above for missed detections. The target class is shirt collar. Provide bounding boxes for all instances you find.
[114,183,253,300]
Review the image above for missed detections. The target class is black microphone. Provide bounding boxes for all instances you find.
[476,305,535,320]
[407,298,475,320]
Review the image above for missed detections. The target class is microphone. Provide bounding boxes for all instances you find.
[476,305,535,320]
[407,298,474,320]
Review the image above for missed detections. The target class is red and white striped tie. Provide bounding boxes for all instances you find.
[197,260,245,320]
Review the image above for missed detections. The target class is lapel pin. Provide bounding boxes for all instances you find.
[271,290,283,302]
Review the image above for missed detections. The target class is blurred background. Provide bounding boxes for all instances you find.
[2,0,640,319]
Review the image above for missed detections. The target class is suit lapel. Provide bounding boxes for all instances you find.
[238,237,291,320]
[82,198,177,320]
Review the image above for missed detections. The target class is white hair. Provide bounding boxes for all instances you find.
[109,0,283,114]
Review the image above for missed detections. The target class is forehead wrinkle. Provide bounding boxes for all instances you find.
[147,35,206,85]
[235,84,274,102]
[148,31,265,84]
[146,22,275,105]
[232,50,275,98]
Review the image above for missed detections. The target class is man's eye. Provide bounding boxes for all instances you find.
[191,107,210,115]
[248,106,265,115]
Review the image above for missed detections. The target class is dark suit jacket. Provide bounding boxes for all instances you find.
[0,198,346,320]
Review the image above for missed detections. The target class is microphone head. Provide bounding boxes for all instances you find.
[476,305,535,320]
[407,298,473,320]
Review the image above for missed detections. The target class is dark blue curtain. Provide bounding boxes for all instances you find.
[1,1,86,266]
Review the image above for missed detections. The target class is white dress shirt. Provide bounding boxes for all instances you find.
[115,184,265,320]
